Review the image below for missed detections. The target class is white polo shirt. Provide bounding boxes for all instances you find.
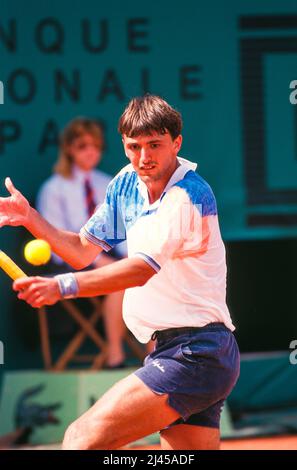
[81,157,235,343]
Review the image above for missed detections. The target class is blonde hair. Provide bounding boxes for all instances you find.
[54,118,105,178]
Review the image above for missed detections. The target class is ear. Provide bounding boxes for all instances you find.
[121,137,130,158]
[174,135,182,153]
[121,137,127,157]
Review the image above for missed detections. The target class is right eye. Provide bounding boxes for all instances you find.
[130,144,140,151]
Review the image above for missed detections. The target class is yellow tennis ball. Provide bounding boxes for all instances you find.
[24,239,51,266]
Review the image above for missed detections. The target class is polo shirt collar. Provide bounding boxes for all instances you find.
[137,157,197,203]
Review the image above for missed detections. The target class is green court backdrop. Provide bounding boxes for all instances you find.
[0,0,296,378]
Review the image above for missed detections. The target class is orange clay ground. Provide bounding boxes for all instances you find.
[1,435,297,450]
[129,435,297,450]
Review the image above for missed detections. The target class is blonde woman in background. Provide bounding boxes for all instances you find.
[37,118,127,368]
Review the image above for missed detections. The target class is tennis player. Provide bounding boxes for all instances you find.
[0,95,240,450]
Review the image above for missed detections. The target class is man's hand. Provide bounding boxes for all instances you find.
[0,177,31,228]
[13,276,62,308]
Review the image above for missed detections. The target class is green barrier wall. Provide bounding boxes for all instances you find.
[0,369,233,445]
[0,0,296,378]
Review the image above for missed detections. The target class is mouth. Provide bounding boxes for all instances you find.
[140,165,156,171]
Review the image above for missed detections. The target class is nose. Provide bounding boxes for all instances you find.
[140,147,151,165]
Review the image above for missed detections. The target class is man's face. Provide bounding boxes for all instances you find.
[122,131,182,185]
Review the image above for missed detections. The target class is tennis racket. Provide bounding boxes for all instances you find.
[0,249,27,280]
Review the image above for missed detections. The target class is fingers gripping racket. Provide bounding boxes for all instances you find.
[0,249,27,280]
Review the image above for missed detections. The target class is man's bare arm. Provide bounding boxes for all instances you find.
[0,177,101,269]
[25,207,101,269]
[13,257,156,308]
[75,257,156,297]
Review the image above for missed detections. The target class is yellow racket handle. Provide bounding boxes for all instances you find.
[0,250,27,280]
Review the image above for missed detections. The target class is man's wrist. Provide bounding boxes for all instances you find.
[55,273,79,299]
[23,206,37,231]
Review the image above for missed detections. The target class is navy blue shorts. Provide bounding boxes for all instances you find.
[134,323,240,429]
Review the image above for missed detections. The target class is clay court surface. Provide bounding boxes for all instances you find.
[130,436,297,450]
[0,435,297,451]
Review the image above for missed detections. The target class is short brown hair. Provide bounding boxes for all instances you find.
[54,118,104,178]
[118,94,182,140]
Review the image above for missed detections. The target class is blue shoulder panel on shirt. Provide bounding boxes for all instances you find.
[174,170,217,216]
[107,170,145,230]
[106,170,137,201]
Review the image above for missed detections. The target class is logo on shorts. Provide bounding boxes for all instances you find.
[152,359,165,373]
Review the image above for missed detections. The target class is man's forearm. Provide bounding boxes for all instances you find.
[13,257,155,309]
[24,207,95,269]
[74,257,156,297]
